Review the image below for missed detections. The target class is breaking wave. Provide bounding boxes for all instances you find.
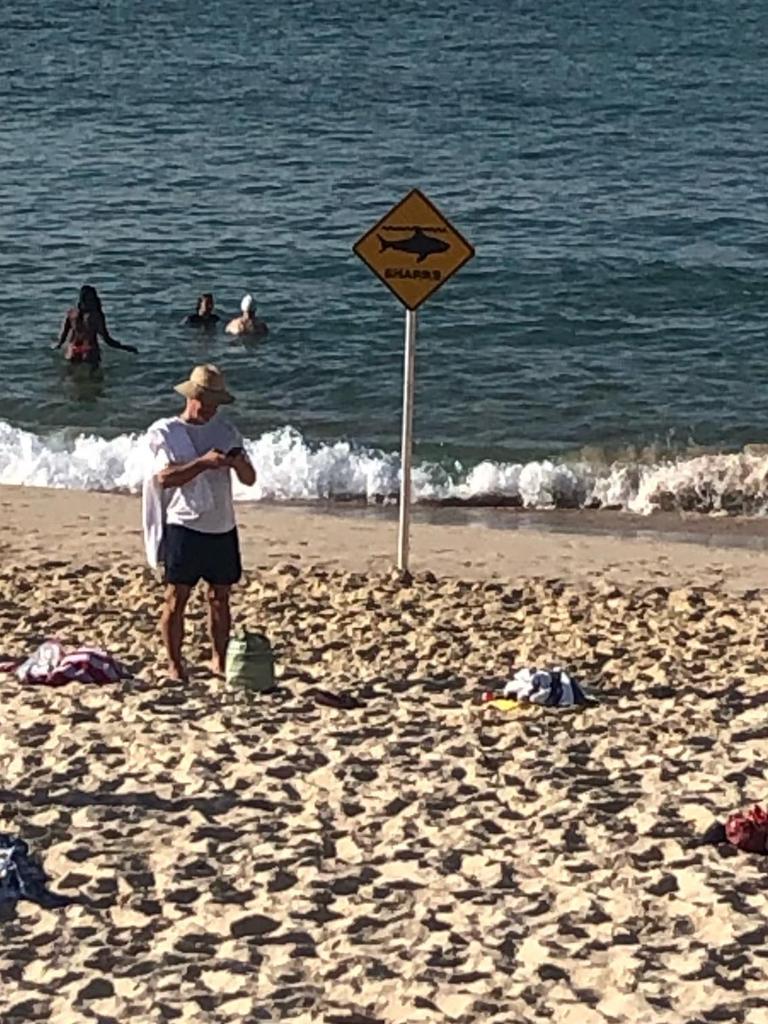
[1,419,768,517]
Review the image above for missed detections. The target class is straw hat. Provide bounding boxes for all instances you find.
[174,364,234,405]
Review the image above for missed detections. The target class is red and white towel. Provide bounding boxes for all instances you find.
[0,641,129,686]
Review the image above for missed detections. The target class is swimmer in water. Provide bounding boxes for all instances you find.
[184,293,220,329]
[225,294,268,337]
[55,285,138,367]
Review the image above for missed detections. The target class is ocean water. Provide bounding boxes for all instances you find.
[2,0,768,513]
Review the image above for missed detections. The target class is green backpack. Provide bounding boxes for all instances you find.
[225,630,275,694]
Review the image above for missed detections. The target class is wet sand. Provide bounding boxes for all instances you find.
[2,486,768,1023]
[4,485,768,589]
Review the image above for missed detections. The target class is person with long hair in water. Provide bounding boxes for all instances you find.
[55,285,137,368]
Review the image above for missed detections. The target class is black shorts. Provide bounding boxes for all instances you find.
[163,524,242,587]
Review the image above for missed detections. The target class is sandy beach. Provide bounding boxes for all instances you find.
[3,486,768,1023]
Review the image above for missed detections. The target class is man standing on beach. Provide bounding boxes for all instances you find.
[143,364,255,682]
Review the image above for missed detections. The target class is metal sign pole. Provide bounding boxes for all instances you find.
[353,189,474,572]
[397,308,417,572]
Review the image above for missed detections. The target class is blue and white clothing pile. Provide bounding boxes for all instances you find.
[0,835,69,909]
[502,668,591,707]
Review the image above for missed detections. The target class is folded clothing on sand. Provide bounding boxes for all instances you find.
[0,641,129,686]
[694,805,768,854]
[725,805,768,853]
[502,667,590,707]
[0,835,69,908]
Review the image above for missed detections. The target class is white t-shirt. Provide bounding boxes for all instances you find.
[164,414,242,534]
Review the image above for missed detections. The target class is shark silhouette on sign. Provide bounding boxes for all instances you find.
[377,227,450,263]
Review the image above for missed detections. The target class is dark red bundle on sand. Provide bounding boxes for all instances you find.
[725,805,768,853]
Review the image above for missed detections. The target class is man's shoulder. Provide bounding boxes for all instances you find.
[213,415,239,435]
[146,416,181,441]
[208,417,239,450]
[147,415,180,430]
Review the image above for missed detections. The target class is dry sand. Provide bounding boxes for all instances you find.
[2,486,768,1023]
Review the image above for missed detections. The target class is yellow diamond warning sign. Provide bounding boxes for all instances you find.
[353,189,474,310]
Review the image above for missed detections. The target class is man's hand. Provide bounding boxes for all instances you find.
[226,450,246,468]
[121,343,139,354]
[198,449,230,470]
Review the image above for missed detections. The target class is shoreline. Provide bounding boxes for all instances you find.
[310,501,768,551]
[3,484,768,591]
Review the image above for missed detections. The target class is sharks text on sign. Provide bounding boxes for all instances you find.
[385,268,442,281]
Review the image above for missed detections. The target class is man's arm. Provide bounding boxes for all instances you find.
[229,452,256,487]
[157,450,229,489]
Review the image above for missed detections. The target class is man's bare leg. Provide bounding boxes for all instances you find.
[161,584,192,681]
[207,584,232,676]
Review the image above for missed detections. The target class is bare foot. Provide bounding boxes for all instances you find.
[207,660,226,679]
[166,662,189,683]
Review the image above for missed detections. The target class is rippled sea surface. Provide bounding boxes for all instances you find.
[3,0,768,467]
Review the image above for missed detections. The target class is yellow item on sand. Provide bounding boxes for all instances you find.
[486,698,530,714]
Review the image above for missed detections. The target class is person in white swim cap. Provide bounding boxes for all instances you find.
[225,293,268,337]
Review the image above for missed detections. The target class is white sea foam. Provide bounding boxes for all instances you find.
[1,419,768,516]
